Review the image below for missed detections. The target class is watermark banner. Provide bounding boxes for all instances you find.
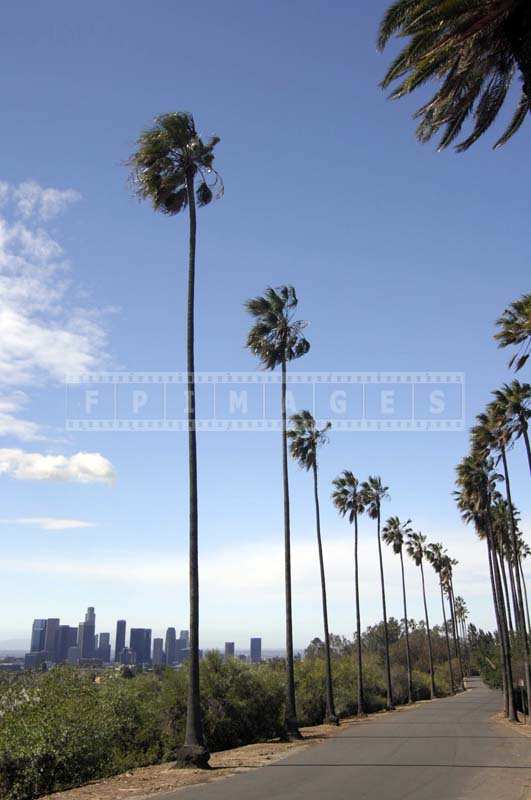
[65,372,465,432]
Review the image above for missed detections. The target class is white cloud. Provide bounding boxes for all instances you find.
[0,183,9,207]
[0,449,115,484]
[1,517,96,530]
[0,180,110,441]
[0,391,43,441]
[13,181,81,221]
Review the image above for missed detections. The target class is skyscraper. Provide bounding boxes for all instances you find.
[115,620,126,662]
[56,625,78,663]
[78,622,95,659]
[129,628,152,665]
[165,627,177,665]
[152,638,165,666]
[250,637,262,663]
[144,629,152,664]
[43,619,60,661]
[97,632,111,663]
[30,619,47,652]
[179,630,189,647]
[224,642,235,659]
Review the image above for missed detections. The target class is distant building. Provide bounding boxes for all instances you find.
[24,651,46,669]
[77,622,95,659]
[238,654,247,662]
[66,646,81,665]
[97,632,111,663]
[179,630,189,647]
[130,628,152,665]
[224,642,235,659]
[250,637,262,663]
[115,620,126,662]
[56,625,78,663]
[165,628,177,665]
[30,619,47,652]
[152,638,165,666]
[44,618,60,661]
[119,647,135,665]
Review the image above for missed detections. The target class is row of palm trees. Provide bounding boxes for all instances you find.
[245,284,466,735]
[455,295,531,724]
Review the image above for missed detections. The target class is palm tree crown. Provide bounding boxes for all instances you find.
[495,294,531,371]
[378,0,531,151]
[382,516,413,554]
[288,411,331,471]
[406,531,429,566]
[331,471,365,521]
[245,286,310,370]
[361,476,390,518]
[128,112,223,214]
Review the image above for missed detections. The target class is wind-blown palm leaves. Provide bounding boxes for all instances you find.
[378,0,531,151]
[492,381,531,475]
[332,470,366,716]
[245,286,310,740]
[362,476,394,710]
[288,411,338,724]
[495,294,531,371]
[383,516,414,703]
[426,543,455,694]
[128,112,222,769]
[406,531,436,698]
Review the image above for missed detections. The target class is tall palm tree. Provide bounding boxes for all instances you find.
[382,516,414,703]
[288,411,338,725]
[362,476,394,710]
[455,453,517,721]
[128,112,222,768]
[495,293,531,371]
[454,595,470,675]
[378,1,531,152]
[473,402,531,721]
[245,286,310,739]
[332,470,366,716]
[406,531,436,699]
[441,555,465,689]
[493,381,531,475]
[426,543,455,695]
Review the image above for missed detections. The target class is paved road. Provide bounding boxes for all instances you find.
[158,678,531,800]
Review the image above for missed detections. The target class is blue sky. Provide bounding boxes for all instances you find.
[0,0,529,650]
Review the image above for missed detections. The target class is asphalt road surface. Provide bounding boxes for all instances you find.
[157,677,531,800]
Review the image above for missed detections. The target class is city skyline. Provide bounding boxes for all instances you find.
[20,606,266,666]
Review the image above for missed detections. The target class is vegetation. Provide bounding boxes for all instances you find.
[128,112,223,768]
[378,0,531,151]
[0,627,458,800]
[495,294,531,371]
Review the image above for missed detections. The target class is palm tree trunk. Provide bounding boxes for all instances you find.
[178,170,209,767]
[520,419,531,478]
[376,509,394,710]
[520,558,531,636]
[501,444,531,723]
[440,580,455,694]
[354,510,364,716]
[399,550,414,703]
[312,462,338,724]
[281,357,301,740]
[487,505,517,722]
[420,560,436,699]
[500,553,515,633]
[448,579,464,688]
[488,538,510,718]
